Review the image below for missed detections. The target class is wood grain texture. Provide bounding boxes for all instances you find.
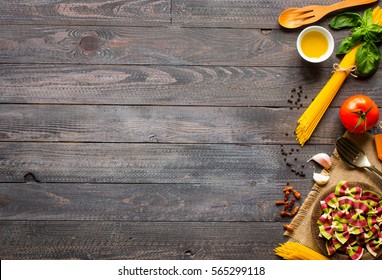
[0,143,334,184]
[0,0,171,26]
[0,104,346,144]
[0,64,330,106]
[173,0,326,28]
[0,221,285,259]
[0,24,350,66]
[173,0,376,28]
[0,0,359,260]
[0,0,361,28]
[2,64,380,106]
[0,180,314,221]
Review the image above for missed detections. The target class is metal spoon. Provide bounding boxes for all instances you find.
[278,0,378,29]
[336,137,382,185]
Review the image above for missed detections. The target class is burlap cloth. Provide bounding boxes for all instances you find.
[285,131,382,258]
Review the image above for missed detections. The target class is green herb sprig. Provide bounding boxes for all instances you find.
[329,9,382,77]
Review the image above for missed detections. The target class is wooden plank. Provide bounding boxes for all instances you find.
[0,24,349,66]
[0,64,332,106]
[0,64,380,107]
[0,0,374,29]
[0,179,314,221]
[0,142,334,184]
[0,221,285,259]
[0,0,171,26]
[173,0,376,28]
[0,105,345,144]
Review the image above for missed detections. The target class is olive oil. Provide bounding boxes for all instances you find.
[300,31,328,59]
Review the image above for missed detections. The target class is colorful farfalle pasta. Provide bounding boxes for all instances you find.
[317,181,382,260]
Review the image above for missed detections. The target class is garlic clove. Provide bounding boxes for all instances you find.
[313,172,330,185]
[308,153,332,169]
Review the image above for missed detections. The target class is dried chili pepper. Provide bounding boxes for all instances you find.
[285,198,296,211]
[277,185,302,221]
[291,206,299,216]
[283,224,294,232]
[280,211,292,217]
[292,189,301,199]
[276,200,287,206]
[283,186,293,192]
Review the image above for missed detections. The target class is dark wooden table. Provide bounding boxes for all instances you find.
[1,0,381,260]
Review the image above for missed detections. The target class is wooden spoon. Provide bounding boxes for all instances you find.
[278,0,378,29]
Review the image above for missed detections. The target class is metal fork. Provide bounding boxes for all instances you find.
[336,137,382,184]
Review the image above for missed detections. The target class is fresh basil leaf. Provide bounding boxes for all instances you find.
[337,34,363,54]
[352,26,369,41]
[329,12,362,29]
[365,24,382,42]
[330,8,382,77]
[355,41,381,76]
[362,8,373,27]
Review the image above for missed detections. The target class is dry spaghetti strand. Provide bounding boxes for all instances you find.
[274,242,329,260]
[295,7,382,146]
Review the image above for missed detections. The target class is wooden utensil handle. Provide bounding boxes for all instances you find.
[332,0,378,10]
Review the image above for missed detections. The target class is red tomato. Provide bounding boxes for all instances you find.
[339,94,380,134]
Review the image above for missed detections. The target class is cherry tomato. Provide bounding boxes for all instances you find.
[339,94,380,134]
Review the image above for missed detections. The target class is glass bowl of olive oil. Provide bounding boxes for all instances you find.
[297,26,334,63]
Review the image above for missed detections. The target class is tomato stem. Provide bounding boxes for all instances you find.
[350,105,373,133]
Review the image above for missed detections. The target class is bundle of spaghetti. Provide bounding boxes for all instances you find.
[296,6,382,146]
[274,242,329,260]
